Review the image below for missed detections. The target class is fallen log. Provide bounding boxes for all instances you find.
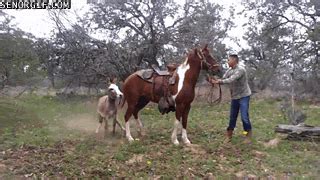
[275,124,320,139]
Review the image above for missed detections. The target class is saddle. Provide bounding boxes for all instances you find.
[136,63,179,114]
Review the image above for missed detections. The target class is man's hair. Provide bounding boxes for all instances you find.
[229,54,239,62]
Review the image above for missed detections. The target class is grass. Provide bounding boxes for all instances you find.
[0,95,319,178]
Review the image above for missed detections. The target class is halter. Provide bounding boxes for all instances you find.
[197,49,214,70]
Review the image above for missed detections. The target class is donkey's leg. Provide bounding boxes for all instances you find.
[115,117,125,131]
[114,110,125,136]
[172,104,184,145]
[125,105,135,142]
[181,104,191,145]
[95,114,104,133]
[133,97,149,136]
[113,115,125,136]
[112,116,117,136]
[104,116,109,137]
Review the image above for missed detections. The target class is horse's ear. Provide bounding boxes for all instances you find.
[195,48,203,59]
[203,44,208,50]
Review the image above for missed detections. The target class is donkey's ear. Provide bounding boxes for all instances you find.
[112,77,117,83]
[106,78,111,85]
[109,77,117,84]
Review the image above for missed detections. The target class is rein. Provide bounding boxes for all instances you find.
[207,82,222,104]
[198,50,210,70]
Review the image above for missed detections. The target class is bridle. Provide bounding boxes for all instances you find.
[197,49,222,104]
[197,49,219,71]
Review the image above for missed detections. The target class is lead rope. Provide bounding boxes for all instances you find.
[207,77,222,105]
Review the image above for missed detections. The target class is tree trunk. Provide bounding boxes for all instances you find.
[275,124,320,137]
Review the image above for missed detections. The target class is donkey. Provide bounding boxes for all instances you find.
[96,78,125,136]
[122,45,221,145]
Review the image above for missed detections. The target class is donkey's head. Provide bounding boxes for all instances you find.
[107,77,123,100]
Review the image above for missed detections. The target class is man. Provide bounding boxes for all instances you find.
[208,54,252,143]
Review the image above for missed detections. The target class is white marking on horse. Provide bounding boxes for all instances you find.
[182,128,191,145]
[125,121,134,142]
[173,58,190,100]
[171,119,181,145]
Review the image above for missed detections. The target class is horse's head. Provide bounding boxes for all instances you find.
[107,77,123,100]
[196,44,221,74]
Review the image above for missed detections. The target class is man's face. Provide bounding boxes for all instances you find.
[227,57,237,68]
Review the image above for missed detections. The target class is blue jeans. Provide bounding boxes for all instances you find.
[227,96,252,131]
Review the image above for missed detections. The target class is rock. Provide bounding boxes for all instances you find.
[125,154,144,165]
[248,174,257,179]
[235,171,245,178]
[0,163,7,173]
[263,138,280,148]
[204,172,214,180]
[253,150,267,158]
[183,144,207,155]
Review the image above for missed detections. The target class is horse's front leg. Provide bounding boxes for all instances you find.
[171,119,181,145]
[181,104,191,145]
[172,104,184,145]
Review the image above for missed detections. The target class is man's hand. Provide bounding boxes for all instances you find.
[206,75,221,84]
[210,79,221,84]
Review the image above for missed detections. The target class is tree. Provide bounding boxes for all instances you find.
[174,1,233,60]
[240,0,320,94]
[89,0,232,68]
[90,0,185,66]
[0,11,40,88]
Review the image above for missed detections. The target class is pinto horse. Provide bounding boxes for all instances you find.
[122,45,220,145]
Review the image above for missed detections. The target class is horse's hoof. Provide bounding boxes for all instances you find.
[183,138,191,145]
[138,130,146,137]
[172,139,179,145]
[127,136,134,142]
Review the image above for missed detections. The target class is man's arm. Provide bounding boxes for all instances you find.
[222,69,230,79]
[221,69,244,84]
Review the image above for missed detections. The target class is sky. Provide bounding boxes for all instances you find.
[3,0,247,52]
